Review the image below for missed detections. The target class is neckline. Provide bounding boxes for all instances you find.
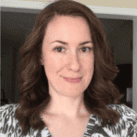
[42,113,97,137]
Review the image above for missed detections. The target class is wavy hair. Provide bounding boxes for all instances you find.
[15,0,122,135]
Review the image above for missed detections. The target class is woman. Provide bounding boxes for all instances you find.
[0,0,137,136]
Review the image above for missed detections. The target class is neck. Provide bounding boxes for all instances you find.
[44,92,89,118]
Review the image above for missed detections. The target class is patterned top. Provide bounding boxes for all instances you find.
[0,103,137,137]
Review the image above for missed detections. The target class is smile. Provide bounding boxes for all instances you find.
[63,77,82,83]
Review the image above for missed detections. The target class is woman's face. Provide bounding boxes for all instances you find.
[41,15,94,97]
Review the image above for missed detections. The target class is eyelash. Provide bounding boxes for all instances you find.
[54,46,93,53]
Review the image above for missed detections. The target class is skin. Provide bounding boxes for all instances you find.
[41,15,94,119]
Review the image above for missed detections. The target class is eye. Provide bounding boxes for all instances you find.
[81,47,92,52]
[53,46,93,53]
[54,47,65,53]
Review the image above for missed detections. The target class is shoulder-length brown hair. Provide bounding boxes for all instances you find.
[15,0,122,135]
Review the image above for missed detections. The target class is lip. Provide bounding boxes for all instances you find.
[63,77,82,83]
[64,77,82,80]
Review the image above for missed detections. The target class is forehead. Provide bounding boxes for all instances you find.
[44,15,91,44]
[47,15,90,31]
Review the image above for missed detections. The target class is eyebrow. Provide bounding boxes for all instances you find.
[50,40,93,46]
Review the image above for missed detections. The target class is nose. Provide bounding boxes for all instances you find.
[68,53,81,72]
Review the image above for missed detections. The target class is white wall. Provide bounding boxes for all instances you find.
[2,0,137,9]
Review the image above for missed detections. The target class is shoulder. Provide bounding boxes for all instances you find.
[107,104,137,136]
[85,104,137,137]
[0,103,20,136]
[0,104,51,137]
[0,103,19,119]
[0,103,19,112]
[107,103,137,118]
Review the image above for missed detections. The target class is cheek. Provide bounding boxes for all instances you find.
[82,55,94,69]
[89,60,94,77]
[83,55,94,82]
[44,53,62,76]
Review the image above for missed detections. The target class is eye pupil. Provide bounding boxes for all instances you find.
[82,47,88,52]
[57,47,62,52]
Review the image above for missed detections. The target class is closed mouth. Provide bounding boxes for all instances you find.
[64,77,82,80]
